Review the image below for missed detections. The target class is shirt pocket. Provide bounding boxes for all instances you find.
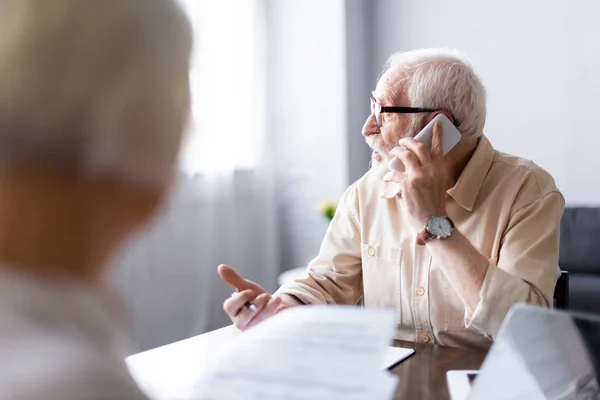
[361,243,402,323]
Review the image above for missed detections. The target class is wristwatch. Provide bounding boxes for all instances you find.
[417,216,455,246]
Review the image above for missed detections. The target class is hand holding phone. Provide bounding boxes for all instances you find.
[388,114,462,172]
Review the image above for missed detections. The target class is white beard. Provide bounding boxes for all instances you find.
[366,118,423,168]
[366,136,392,162]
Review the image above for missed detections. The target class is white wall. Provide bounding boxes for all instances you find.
[266,0,349,270]
[371,0,600,205]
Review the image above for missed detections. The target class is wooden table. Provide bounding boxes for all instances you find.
[127,326,487,399]
[390,340,487,400]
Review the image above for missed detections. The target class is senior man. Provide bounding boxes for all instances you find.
[220,48,564,350]
[0,1,192,398]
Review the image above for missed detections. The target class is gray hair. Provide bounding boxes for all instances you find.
[384,48,487,138]
[0,0,193,186]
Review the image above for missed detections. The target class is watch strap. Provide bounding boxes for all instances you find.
[416,227,434,246]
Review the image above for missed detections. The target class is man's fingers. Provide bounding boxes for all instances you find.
[431,121,444,160]
[218,264,265,293]
[274,303,289,314]
[383,171,404,183]
[398,138,432,166]
[390,146,421,173]
[218,264,247,289]
[245,296,283,328]
[223,289,257,317]
[234,293,273,330]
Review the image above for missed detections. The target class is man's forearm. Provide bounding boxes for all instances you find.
[425,230,489,313]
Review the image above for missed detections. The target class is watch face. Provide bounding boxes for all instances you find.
[428,216,453,238]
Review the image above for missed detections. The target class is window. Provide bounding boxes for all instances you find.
[178,0,265,174]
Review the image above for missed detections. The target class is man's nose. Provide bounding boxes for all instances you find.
[362,113,380,137]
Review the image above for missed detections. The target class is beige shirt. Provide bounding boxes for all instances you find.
[276,136,564,350]
[0,270,149,400]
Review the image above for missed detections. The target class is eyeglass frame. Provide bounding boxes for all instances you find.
[370,97,459,128]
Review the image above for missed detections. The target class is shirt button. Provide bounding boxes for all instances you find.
[367,246,376,257]
[415,286,425,296]
[419,333,430,343]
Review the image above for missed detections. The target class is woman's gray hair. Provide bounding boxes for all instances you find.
[384,48,487,138]
[0,0,193,186]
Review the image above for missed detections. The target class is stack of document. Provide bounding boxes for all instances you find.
[447,305,600,400]
[191,305,399,400]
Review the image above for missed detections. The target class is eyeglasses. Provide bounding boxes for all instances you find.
[370,97,451,128]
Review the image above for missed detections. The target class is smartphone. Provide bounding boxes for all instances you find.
[388,114,462,172]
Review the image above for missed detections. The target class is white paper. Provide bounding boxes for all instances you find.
[190,305,399,400]
[446,370,479,400]
[381,346,414,370]
[469,339,546,400]
[126,325,243,400]
[468,305,600,400]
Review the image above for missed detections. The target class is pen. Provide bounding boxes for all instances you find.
[231,292,257,312]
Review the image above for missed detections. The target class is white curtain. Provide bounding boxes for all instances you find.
[110,0,280,353]
[178,0,266,174]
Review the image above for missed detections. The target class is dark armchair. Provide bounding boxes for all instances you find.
[559,207,600,314]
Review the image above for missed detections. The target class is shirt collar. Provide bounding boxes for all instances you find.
[380,135,495,212]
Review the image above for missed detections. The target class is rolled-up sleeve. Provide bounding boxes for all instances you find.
[465,191,565,336]
[274,186,363,306]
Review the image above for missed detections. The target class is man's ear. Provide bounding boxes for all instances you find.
[417,109,455,133]
[430,109,454,124]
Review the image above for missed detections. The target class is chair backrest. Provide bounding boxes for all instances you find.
[554,270,569,310]
[559,207,600,314]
